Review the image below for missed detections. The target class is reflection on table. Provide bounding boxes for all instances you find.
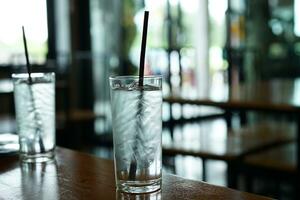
[0,147,271,200]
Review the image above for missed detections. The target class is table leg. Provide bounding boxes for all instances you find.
[297,117,300,170]
[225,111,232,128]
[297,117,300,199]
[240,111,247,126]
[227,161,238,189]
[202,158,207,182]
[245,174,253,193]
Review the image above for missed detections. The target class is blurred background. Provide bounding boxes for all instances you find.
[0,0,299,199]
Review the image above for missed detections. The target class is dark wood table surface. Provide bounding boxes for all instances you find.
[0,147,272,200]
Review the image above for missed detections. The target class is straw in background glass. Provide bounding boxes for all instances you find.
[22,26,45,153]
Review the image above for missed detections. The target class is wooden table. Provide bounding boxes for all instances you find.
[165,79,300,113]
[164,79,300,169]
[163,121,295,161]
[0,147,271,200]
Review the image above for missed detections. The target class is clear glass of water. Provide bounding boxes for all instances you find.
[12,72,55,163]
[109,75,162,194]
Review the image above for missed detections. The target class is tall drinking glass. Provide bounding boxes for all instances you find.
[12,72,55,163]
[110,76,162,193]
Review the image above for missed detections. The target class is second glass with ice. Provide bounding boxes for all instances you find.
[110,76,162,193]
[12,72,55,163]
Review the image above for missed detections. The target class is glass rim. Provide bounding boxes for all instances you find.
[11,72,55,79]
[109,75,162,81]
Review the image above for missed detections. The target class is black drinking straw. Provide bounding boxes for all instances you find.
[22,26,45,153]
[128,11,149,180]
[138,11,149,87]
[22,26,32,84]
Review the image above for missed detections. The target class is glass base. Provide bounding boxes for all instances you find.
[20,150,55,163]
[117,178,161,194]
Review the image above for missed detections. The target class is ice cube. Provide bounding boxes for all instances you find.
[127,81,140,91]
[143,84,160,91]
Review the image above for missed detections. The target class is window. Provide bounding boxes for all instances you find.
[0,0,48,65]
